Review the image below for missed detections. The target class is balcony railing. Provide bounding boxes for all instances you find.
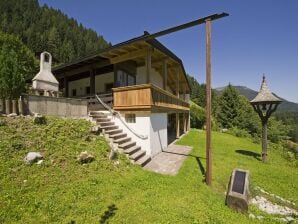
[112,84,189,111]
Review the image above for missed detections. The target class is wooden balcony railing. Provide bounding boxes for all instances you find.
[112,84,189,111]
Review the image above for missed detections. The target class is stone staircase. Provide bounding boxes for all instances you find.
[89,111,151,166]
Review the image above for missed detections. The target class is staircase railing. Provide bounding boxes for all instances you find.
[95,94,148,140]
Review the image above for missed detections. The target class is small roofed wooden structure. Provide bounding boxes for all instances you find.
[250,75,281,105]
[250,75,282,162]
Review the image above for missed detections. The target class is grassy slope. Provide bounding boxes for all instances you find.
[0,117,297,223]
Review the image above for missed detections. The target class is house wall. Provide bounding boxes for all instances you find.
[108,111,168,157]
[136,66,163,89]
[68,72,114,97]
[95,72,114,94]
[68,77,90,97]
[150,113,168,156]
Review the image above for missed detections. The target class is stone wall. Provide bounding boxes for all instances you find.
[23,94,88,118]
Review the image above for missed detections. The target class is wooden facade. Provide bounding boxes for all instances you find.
[113,84,189,112]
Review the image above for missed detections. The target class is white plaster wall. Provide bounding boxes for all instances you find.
[68,77,90,97]
[108,111,168,157]
[109,112,151,154]
[95,72,114,93]
[150,113,168,156]
[136,66,174,91]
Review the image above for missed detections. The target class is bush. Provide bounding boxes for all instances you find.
[227,127,251,138]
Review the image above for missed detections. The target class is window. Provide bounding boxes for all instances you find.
[85,86,90,95]
[116,70,136,87]
[72,89,77,96]
[125,114,136,123]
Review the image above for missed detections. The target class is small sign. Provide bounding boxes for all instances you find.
[226,169,250,213]
[232,170,246,194]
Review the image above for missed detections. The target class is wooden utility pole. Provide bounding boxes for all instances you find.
[205,19,212,186]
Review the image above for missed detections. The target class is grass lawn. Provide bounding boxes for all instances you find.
[0,117,297,223]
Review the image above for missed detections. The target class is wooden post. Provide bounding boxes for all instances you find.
[12,100,18,115]
[5,99,11,114]
[64,75,69,97]
[205,19,212,186]
[162,59,167,90]
[183,113,187,133]
[261,119,268,162]
[146,48,152,84]
[176,113,180,138]
[90,69,95,95]
[1,98,5,114]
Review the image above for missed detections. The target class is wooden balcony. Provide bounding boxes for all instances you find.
[112,84,189,112]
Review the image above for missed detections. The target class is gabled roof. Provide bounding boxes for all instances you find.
[250,76,282,104]
[52,32,191,92]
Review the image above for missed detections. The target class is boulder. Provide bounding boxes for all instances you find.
[7,113,17,117]
[33,113,47,125]
[24,152,43,164]
[77,151,94,164]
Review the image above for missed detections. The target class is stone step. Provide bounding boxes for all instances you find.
[105,129,122,135]
[89,111,104,116]
[109,132,127,140]
[98,121,114,127]
[114,136,131,144]
[119,141,136,149]
[123,145,141,155]
[101,125,118,131]
[129,150,145,161]
[135,155,151,167]
[96,117,110,122]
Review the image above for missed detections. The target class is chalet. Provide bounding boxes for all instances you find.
[52,32,191,165]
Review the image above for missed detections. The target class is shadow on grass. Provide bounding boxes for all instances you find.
[99,204,117,224]
[235,149,261,161]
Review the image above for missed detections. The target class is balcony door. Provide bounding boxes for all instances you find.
[116,70,135,87]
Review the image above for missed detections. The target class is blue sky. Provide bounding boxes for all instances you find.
[39,0,298,102]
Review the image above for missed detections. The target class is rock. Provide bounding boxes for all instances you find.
[256,216,264,220]
[36,160,44,165]
[24,152,43,164]
[77,151,94,164]
[33,113,47,125]
[221,128,228,133]
[286,216,295,222]
[248,213,255,219]
[7,113,17,117]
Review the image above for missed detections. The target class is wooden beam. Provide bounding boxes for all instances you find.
[110,48,147,64]
[146,48,152,83]
[162,59,167,90]
[205,19,212,186]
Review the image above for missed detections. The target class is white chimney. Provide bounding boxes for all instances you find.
[32,52,59,92]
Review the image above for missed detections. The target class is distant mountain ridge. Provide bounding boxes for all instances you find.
[215,85,298,113]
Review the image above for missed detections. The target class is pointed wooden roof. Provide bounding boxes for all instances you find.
[250,75,282,104]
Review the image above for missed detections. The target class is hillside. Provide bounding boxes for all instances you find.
[215,85,298,112]
[0,0,110,64]
[0,116,297,223]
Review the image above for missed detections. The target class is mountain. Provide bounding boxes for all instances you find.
[215,85,298,113]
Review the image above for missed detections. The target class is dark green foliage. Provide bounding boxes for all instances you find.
[0,0,110,64]
[33,115,47,125]
[275,112,298,142]
[190,101,206,129]
[0,32,37,99]
[216,84,242,128]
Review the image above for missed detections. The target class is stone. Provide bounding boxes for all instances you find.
[24,152,43,164]
[90,125,100,134]
[221,128,228,133]
[248,213,255,219]
[36,160,44,165]
[226,169,250,213]
[77,151,94,164]
[33,113,47,125]
[286,216,295,222]
[7,113,17,117]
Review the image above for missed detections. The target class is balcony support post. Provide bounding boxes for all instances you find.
[176,113,180,138]
[162,59,167,90]
[146,48,152,84]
